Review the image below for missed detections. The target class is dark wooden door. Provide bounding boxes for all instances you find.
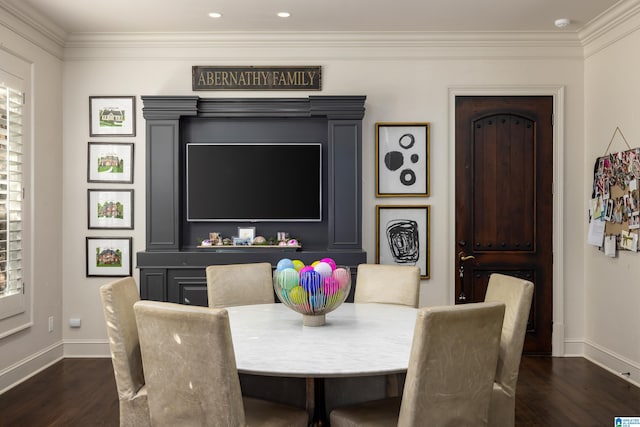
[455,96,553,355]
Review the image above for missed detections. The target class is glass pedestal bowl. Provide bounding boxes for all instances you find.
[273,265,351,326]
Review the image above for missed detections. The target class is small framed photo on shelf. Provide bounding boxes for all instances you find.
[237,226,256,243]
[86,237,132,277]
[376,205,430,279]
[89,96,136,137]
[376,122,430,197]
[87,189,134,229]
[87,142,134,183]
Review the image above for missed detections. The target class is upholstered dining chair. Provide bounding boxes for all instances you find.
[355,264,421,308]
[205,262,274,308]
[133,300,309,427]
[484,273,535,427]
[99,277,151,427]
[330,301,506,427]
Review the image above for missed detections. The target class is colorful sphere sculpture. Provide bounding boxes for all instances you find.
[273,257,351,326]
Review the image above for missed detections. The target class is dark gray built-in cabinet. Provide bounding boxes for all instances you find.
[137,96,367,306]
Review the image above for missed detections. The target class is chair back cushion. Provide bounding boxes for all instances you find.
[355,264,420,307]
[99,277,145,400]
[484,273,534,395]
[398,302,505,426]
[134,301,245,426]
[206,262,274,308]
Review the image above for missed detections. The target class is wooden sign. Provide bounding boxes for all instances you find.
[192,66,321,91]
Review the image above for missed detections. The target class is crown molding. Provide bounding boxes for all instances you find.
[61,31,584,61]
[0,0,65,59]
[580,0,640,58]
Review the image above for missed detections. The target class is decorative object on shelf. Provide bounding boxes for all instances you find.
[89,95,136,137]
[237,226,256,243]
[86,237,132,277]
[87,189,133,229]
[376,205,430,279]
[273,257,351,326]
[376,122,430,197]
[87,142,134,183]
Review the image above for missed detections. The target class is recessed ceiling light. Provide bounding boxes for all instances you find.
[277,12,291,18]
[554,18,570,28]
[208,12,223,18]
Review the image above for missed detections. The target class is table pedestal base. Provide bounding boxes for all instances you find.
[306,377,327,426]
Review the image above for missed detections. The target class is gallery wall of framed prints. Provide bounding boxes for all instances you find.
[375,122,431,279]
[86,96,136,277]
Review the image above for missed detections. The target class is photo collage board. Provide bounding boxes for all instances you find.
[590,144,640,254]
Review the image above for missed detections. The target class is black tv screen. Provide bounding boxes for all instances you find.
[186,143,322,222]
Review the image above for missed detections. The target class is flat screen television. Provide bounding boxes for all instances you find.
[186,142,322,222]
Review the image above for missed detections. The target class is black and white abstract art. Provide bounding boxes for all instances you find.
[376,123,429,196]
[376,205,430,279]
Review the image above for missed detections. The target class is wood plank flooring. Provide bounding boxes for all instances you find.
[1,356,638,426]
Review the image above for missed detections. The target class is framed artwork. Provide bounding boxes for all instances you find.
[88,189,134,229]
[376,205,430,279]
[89,96,136,136]
[86,237,132,277]
[376,122,430,197]
[237,226,256,243]
[87,142,134,183]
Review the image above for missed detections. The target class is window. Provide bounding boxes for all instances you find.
[0,49,29,332]
[0,84,24,316]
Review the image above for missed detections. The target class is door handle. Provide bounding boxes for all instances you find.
[458,251,476,262]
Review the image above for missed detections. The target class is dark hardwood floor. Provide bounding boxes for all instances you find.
[1,356,638,426]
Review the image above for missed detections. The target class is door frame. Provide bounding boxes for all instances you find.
[448,86,565,357]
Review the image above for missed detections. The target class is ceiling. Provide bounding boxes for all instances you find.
[11,0,622,35]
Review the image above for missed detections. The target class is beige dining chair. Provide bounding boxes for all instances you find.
[99,277,151,427]
[355,264,421,308]
[133,300,308,427]
[484,273,535,427]
[330,301,506,427]
[205,262,274,308]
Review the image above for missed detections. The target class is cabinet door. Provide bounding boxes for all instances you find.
[167,269,208,306]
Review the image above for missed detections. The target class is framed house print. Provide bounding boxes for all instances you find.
[88,189,134,229]
[376,205,430,279]
[89,96,136,137]
[86,237,132,277]
[87,142,134,183]
[376,122,429,197]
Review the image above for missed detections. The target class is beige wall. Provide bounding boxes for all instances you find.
[0,14,63,391]
[60,42,586,357]
[2,4,640,391]
[584,25,640,380]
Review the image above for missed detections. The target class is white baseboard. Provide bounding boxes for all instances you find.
[63,339,110,358]
[0,341,64,394]
[562,338,585,357]
[583,340,640,388]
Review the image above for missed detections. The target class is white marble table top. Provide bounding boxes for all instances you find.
[226,303,417,378]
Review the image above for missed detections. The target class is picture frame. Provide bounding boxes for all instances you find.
[376,122,430,197]
[88,189,134,229]
[86,237,132,277]
[89,96,136,137]
[237,226,256,243]
[87,142,134,183]
[376,205,430,279]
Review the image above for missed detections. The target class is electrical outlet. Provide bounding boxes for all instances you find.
[48,316,54,332]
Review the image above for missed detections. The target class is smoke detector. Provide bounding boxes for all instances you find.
[554,18,571,28]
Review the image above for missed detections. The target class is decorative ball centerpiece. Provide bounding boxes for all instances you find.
[273,257,351,326]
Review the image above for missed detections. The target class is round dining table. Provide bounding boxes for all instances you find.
[226,303,418,425]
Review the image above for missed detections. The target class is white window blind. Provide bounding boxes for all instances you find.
[0,78,24,320]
